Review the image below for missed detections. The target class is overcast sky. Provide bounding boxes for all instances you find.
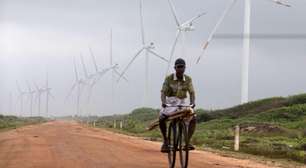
[0,0,305,117]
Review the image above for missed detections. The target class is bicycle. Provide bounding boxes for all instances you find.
[165,104,195,168]
[146,104,195,168]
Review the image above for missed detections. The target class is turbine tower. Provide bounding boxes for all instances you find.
[196,0,290,104]
[110,29,115,114]
[118,0,168,106]
[16,81,27,117]
[9,92,13,115]
[44,72,54,118]
[26,81,36,117]
[166,0,206,74]
[34,82,45,116]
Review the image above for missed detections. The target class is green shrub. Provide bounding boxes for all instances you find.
[196,109,213,122]
[0,116,45,130]
[286,93,306,106]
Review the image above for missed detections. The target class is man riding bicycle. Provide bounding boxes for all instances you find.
[159,58,196,153]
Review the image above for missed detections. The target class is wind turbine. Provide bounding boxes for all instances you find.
[16,81,27,117]
[196,0,290,104]
[87,60,126,101]
[118,0,169,106]
[79,52,99,119]
[66,56,89,117]
[89,32,128,86]
[89,42,128,87]
[87,34,128,116]
[26,81,36,117]
[44,72,54,118]
[34,82,45,116]
[166,0,206,74]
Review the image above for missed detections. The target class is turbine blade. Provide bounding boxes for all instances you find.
[111,64,119,70]
[196,42,209,64]
[87,85,95,103]
[88,46,98,72]
[140,0,146,45]
[147,49,169,62]
[184,11,206,25]
[89,47,99,72]
[80,53,89,78]
[166,30,181,75]
[110,29,113,67]
[196,0,237,64]
[73,56,79,81]
[97,67,113,79]
[91,75,101,87]
[269,0,291,7]
[167,0,181,26]
[118,47,145,82]
[65,83,77,101]
[114,69,128,82]
[87,88,92,103]
[49,91,55,100]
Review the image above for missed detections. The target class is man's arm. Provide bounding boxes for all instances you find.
[161,77,169,106]
[161,92,167,105]
[190,92,195,105]
[188,79,196,106]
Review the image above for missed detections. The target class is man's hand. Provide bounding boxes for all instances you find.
[162,104,167,108]
[190,104,196,109]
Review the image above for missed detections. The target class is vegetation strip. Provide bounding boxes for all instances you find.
[87,93,306,164]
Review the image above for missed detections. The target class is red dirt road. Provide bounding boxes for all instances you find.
[0,121,286,168]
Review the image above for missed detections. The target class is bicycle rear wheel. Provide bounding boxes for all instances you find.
[167,122,176,168]
[178,122,189,168]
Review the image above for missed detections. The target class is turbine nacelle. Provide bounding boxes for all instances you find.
[111,63,119,69]
[179,23,195,32]
[271,0,291,7]
[145,42,155,50]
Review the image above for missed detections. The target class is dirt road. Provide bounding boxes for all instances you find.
[0,121,287,168]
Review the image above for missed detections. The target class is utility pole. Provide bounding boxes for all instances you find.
[234,125,240,151]
[113,120,117,129]
[120,120,123,129]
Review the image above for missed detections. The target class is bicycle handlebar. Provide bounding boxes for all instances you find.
[164,104,194,108]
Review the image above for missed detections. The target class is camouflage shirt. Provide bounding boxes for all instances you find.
[161,73,195,99]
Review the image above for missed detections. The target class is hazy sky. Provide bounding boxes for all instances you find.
[0,0,305,117]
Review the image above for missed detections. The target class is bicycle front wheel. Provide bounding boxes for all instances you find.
[167,122,176,168]
[178,121,189,168]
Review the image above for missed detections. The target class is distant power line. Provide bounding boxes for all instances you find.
[213,34,306,40]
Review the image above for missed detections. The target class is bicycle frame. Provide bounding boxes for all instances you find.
[167,108,193,168]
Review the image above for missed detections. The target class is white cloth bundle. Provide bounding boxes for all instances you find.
[160,97,187,116]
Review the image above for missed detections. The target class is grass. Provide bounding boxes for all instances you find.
[0,115,46,131]
[88,93,306,164]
